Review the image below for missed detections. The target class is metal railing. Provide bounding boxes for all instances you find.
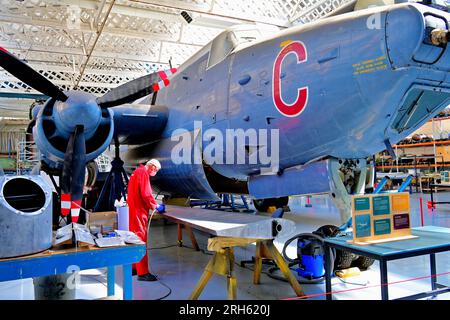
[16,135,39,175]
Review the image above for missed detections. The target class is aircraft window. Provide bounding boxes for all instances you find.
[207,31,238,69]
[198,57,208,74]
[206,26,276,69]
[425,0,450,11]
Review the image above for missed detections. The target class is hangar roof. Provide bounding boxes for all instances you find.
[0,0,355,118]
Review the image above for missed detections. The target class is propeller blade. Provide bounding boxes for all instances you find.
[97,68,177,108]
[70,125,86,224]
[0,47,68,101]
[60,131,76,217]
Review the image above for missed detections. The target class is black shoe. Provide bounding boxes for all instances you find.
[138,273,158,282]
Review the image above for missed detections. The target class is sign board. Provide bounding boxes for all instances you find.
[440,171,450,183]
[349,192,418,245]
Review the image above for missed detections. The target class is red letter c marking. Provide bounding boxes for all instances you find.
[272,41,308,117]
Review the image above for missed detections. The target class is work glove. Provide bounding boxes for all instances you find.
[156,203,166,213]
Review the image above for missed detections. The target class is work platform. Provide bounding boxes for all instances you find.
[154,205,302,299]
[0,244,146,300]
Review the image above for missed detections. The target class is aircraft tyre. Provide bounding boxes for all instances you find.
[253,199,270,212]
[313,225,357,270]
[352,256,375,270]
[275,196,289,208]
[334,250,355,270]
[253,197,289,212]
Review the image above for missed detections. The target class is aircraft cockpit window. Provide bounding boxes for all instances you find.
[207,26,277,69]
[207,31,237,69]
[424,0,450,11]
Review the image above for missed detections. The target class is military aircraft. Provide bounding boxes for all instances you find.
[2,0,450,223]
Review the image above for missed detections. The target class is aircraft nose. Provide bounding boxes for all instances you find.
[430,28,450,46]
[53,91,101,140]
[385,5,450,69]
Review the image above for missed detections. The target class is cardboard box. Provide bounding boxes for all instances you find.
[88,211,118,234]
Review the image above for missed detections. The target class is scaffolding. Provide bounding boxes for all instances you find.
[16,135,39,175]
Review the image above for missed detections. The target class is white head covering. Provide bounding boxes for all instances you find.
[146,159,161,170]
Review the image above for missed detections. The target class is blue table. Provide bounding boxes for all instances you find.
[324,226,450,300]
[0,244,146,300]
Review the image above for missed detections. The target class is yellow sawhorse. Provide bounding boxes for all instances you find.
[152,212,200,251]
[189,237,305,300]
[177,223,200,251]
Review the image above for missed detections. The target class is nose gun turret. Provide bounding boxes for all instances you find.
[430,28,450,46]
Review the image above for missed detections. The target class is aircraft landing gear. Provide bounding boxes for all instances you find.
[253,196,289,212]
[329,158,369,223]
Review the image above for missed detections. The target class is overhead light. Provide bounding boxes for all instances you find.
[180,11,193,24]
[191,14,240,29]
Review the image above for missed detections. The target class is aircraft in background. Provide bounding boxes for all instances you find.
[2,0,450,223]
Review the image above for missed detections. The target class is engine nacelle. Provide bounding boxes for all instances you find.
[33,91,114,170]
[0,174,53,258]
[111,104,168,145]
[125,129,221,200]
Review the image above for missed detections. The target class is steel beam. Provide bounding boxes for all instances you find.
[0,14,203,47]
[0,41,165,64]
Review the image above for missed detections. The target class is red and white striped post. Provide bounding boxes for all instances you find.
[305,195,312,207]
[419,197,424,227]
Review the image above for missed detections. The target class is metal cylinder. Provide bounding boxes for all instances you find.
[33,274,76,300]
[0,175,53,258]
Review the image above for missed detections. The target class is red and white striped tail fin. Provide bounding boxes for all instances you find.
[71,200,81,223]
[61,193,71,216]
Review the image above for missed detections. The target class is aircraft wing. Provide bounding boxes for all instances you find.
[162,205,296,239]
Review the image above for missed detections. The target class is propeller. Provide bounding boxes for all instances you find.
[60,125,86,223]
[97,68,177,108]
[0,47,68,101]
[0,47,176,222]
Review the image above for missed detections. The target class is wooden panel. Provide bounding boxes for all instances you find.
[207,237,259,252]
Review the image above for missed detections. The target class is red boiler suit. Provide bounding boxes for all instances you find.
[127,164,158,276]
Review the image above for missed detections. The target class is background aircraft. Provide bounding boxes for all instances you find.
[2,0,450,223]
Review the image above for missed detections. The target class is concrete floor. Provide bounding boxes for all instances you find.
[1,192,450,300]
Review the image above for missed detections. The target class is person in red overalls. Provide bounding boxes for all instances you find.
[128,159,164,281]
